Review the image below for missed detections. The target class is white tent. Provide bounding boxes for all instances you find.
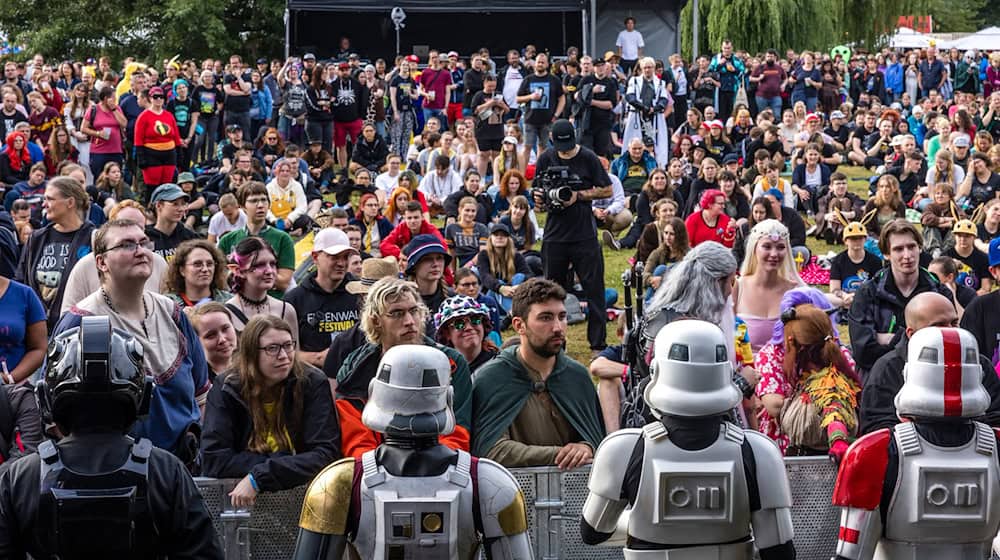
[943,27,1000,51]
[889,27,932,49]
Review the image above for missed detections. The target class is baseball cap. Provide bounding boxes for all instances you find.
[723,153,740,165]
[303,53,316,61]
[551,119,576,151]
[312,227,357,256]
[890,135,907,146]
[150,183,189,204]
[256,57,268,65]
[593,57,607,66]
[148,86,164,98]
[489,222,511,236]
[405,54,419,63]
[226,123,242,133]
[437,52,449,62]
[337,62,350,70]
[709,120,724,129]
[953,219,978,236]
[603,51,617,62]
[804,113,821,123]
[404,234,452,275]
[447,51,459,59]
[990,237,1000,267]
[953,134,971,148]
[348,53,360,60]
[177,171,196,185]
[346,257,400,294]
[502,136,518,145]
[830,110,846,120]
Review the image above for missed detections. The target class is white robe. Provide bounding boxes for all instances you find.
[621,75,673,167]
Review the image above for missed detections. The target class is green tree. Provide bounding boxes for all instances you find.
[0,0,285,64]
[926,0,988,32]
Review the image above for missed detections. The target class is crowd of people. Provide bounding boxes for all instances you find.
[0,24,999,548]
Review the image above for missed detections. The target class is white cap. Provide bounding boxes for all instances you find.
[312,228,356,256]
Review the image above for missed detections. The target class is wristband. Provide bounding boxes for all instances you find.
[248,472,259,492]
[622,363,628,381]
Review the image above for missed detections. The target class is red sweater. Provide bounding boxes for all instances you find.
[380,220,446,258]
[133,109,182,152]
[685,211,735,248]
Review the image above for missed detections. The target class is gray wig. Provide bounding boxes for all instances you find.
[646,241,738,325]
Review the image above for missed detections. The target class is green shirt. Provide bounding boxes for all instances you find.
[217,225,295,298]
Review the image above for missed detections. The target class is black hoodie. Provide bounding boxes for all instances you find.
[283,272,360,353]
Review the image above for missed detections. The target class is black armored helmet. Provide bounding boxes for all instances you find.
[37,315,152,431]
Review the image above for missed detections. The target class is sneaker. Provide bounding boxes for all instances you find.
[806,224,818,236]
[602,230,621,250]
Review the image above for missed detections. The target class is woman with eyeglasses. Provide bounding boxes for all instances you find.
[201,314,339,507]
[684,188,736,248]
[163,239,232,309]
[224,236,299,342]
[134,86,182,192]
[16,176,95,331]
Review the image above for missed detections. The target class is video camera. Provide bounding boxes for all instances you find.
[531,166,583,212]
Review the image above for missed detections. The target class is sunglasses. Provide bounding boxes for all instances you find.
[451,316,484,331]
[151,94,164,100]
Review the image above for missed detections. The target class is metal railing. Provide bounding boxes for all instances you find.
[194,456,840,560]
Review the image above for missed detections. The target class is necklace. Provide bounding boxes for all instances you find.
[102,289,149,339]
[239,292,269,313]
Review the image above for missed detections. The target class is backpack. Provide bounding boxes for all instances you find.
[564,293,586,325]
[0,212,21,280]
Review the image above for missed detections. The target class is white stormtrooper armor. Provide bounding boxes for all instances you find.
[295,345,532,560]
[582,320,795,560]
[834,327,1000,560]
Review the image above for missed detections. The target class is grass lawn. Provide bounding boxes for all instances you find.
[540,166,875,363]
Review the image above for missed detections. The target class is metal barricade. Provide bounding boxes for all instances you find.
[194,456,840,560]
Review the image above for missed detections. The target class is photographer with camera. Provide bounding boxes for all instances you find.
[533,119,613,353]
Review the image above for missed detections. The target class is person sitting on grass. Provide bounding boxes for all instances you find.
[475,222,532,313]
[444,196,489,267]
[814,172,864,244]
[920,182,963,256]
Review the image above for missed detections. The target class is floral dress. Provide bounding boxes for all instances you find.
[754,343,857,455]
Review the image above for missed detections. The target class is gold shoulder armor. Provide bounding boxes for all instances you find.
[299,457,355,535]
[497,489,528,536]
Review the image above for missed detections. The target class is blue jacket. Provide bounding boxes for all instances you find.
[250,86,273,122]
[791,162,832,189]
[907,115,927,147]
[884,62,904,96]
[610,152,658,184]
[709,54,745,91]
[53,300,209,453]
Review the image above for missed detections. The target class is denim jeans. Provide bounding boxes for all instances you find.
[790,93,818,112]
[422,108,448,131]
[755,96,782,117]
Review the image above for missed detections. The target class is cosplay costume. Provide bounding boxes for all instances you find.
[294,344,532,560]
[833,327,1000,560]
[581,320,796,559]
[622,74,672,167]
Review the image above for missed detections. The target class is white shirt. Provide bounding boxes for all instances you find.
[502,65,524,108]
[376,170,400,196]
[616,30,645,60]
[419,169,464,202]
[208,209,247,241]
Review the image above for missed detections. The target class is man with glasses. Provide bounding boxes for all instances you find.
[217,181,295,296]
[53,218,210,465]
[284,228,360,368]
[145,183,201,262]
[333,277,473,459]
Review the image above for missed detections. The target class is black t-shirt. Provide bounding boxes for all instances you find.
[978,222,1000,245]
[534,146,611,243]
[969,172,1000,207]
[579,75,618,125]
[516,73,564,126]
[192,85,223,117]
[824,125,851,147]
[946,247,992,291]
[35,228,77,307]
[561,74,582,120]
[390,75,416,112]
[223,72,252,113]
[145,224,202,262]
[850,126,875,148]
[0,109,27,140]
[469,91,505,141]
[166,97,199,138]
[462,69,486,110]
[829,250,883,292]
[283,275,360,353]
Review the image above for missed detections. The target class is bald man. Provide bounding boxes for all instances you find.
[859,292,1000,434]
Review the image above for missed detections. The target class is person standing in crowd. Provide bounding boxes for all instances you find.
[516,53,564,167]
[622,57,672,167]
[919,46,947,98]
[419,52,453,131]
[201,314,339,508]
[162,239,231,309]
[850,219,952,375]
[218,182,296,296]
[165,78,199,172]
[222,55,252,135]
[469,73,507,176]
[284,228,360,369]
[333,277,472,458]
[388,58,419,160]
[577,56,619,159]
[533,119,611,353]
[615,17,644,76]
[17,176,94,331]
[709,39,745,122]
[0,316,222,558]
[330,62,366,169]
[54,219,209,464]
[472,278,605,468]
[134,86,181,194]
[750,49,786,119]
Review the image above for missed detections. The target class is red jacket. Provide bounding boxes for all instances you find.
[380,219,445,258]
[685,211,736,248]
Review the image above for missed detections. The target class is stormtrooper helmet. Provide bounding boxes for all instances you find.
[363,344,456,437]
[896,327,990,419]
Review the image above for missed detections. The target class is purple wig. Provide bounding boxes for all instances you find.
[769,287,838,346]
